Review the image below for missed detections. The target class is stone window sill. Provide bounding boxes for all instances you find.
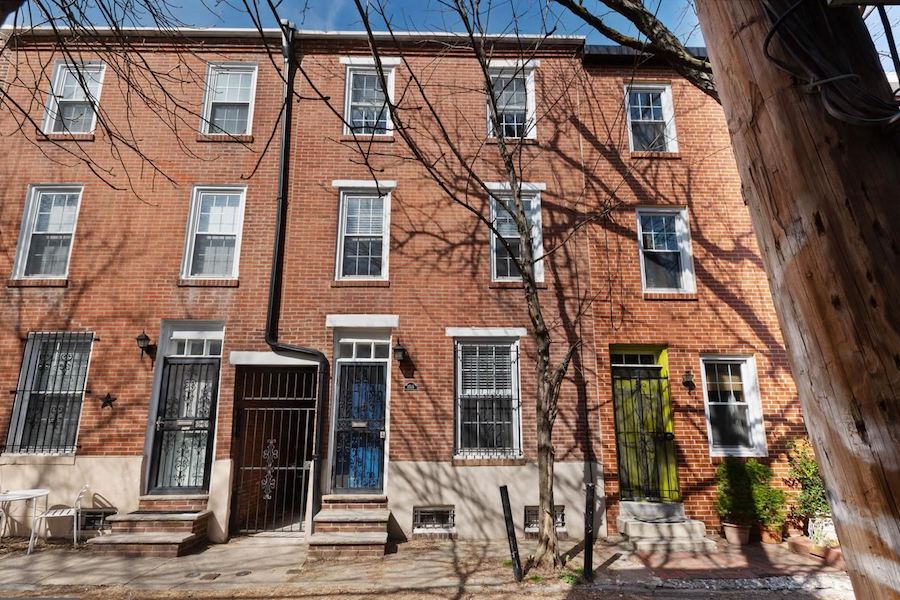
[642,292,698,301]
[0,453,76,465]
[177,278,239,288]
[486,137,538,146]
[489,280,547,290]
[331,279,391,288]
[452,456,526,467]
[7,278,68,288]
[196,134,254,143]
[339,134,395,143]
[37,132,95,142]
[630,151,681,160]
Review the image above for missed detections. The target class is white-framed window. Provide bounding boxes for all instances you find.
[200,63,258,135]
[336,190,390,280]
[454,339,522,458]
[491,192,544,282]
[181,186,246,279]
[700,356,767,457]
[488,61,537,139]
[13,185,83,279]
[413,506,456,534]
[636,207,695,293]
[625,83,678,152]
[43,62,105,134]
[6,331,94,454]
[341,58,398,135]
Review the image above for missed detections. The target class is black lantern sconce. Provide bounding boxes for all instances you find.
[392,341,408,363]
[682,370,696,392]
[136,330,156,360]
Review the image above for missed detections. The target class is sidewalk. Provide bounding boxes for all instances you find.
[0,535,854,598]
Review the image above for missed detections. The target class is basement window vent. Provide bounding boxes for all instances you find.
[524,505,566,533]
[413,506,455,533]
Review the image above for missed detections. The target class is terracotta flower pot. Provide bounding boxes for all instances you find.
[761,526,783,544]
[723,522,751,546]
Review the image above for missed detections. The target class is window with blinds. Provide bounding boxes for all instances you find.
[490,193,544,282]
[6,332,94,454]
[455,340,521,457]
[337,192,389,279]
[43,62,105,134]
[14,186,83,279]
[201,64,257,135]
[182,187,246,279]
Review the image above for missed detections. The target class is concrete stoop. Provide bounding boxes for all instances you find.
[86,509,212,557]
[618,501,717,554]
[308,494,389,559]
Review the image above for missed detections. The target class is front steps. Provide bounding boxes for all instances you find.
[308,494,389,559]
[87,499,211,557]
[618,501,717,554]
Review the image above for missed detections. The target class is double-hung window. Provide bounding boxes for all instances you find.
[13,186,83,279]
[636,208,694,293]
[336,190,390,280]
[625,84,677,152]
[7,332,94,454]
[341,57,398,135]
[201,63,258,135]
[490,189,544,282]
[43,62,105,134]
[700,356,767,457]
[455,340,521,458]
[488,61,537,139]
[182,187,246,279]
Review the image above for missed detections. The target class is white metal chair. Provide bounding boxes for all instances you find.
[28,484,88,555]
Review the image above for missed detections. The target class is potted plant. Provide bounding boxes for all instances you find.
[715,458,756,545]
[752,468,787,543]
[788,439,837,551]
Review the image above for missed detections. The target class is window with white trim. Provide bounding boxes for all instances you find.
[43,62,105,134]
[344,66,394,135]
[491,193,544,282]
[7,331,94,454]
[336,191,390,280]
[488,64,536,139]
[700,356,767,457]
[201,63,258,135]
[13,186,83,279]
[182,187,246,279]
[455,340,521,458]
[636,208,694,293]
[626,84,677,152]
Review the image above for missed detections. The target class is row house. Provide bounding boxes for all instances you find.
[0,26,805,556]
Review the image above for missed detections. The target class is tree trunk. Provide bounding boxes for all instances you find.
[534,375,562,569]
[694,3,900,598]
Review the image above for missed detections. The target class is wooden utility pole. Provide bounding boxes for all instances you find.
[694,3,900,598]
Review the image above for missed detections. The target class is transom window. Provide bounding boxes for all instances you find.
[488,64,536,139]
[14,186,83,279]
[455,340,521,458]
[490,192,544,282]
[700,356,766,457]
[201,64,257,135]
[336,192,390,280]
[337,340,391,360]
[43,62,105,134]
[170,337,223,357]
[7,331,94,454]
[636,208,695,293]
[345,68,391,134]
[182,187,246,279]
[626,84,677,152]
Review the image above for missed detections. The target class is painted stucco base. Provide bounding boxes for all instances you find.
[0,455,143,538]
[386,461,605,540]
[207,458,233,543]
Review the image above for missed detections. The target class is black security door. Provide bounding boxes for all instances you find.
[332,363,387,492]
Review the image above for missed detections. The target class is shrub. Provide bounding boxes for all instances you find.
[787,438,830,519]
[755,482,787,531]
[715,457,757,525]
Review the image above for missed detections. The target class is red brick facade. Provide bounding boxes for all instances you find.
[0,30,802,540]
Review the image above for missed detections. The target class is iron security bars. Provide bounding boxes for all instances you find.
[7,331,94,454]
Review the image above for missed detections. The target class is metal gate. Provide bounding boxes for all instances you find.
[612,369,681,502]
[332,363,386,493]
[231,366,317,534]
[149,358,220,493]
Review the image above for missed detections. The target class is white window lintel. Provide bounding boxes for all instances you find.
[229,351,319,367]
[326,314,400,328]
[340,56,401,67]
[488,59,540,70]
[484,182,545,192]
[332,179,397,190]
[445,327,528,338]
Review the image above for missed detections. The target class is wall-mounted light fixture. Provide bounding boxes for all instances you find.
[392,341,408,362]
[682,370,696,391]
[136,331,155,360]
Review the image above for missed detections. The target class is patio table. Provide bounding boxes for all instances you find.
[0,488,49,541]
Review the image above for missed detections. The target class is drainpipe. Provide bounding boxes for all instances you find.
[266,19,329,533]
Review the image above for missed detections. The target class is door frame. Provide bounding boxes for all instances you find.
[326,332,392,495]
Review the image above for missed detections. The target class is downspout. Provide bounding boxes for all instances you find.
[266,19,329,532]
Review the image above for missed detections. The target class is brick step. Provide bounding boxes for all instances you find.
[307,531,387,560]
[86,532,204,557]
[138,494,208,512]
[630,537,718,553]
[617,517,708,540]
[107,510,211,536]
[321,494,387,511]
